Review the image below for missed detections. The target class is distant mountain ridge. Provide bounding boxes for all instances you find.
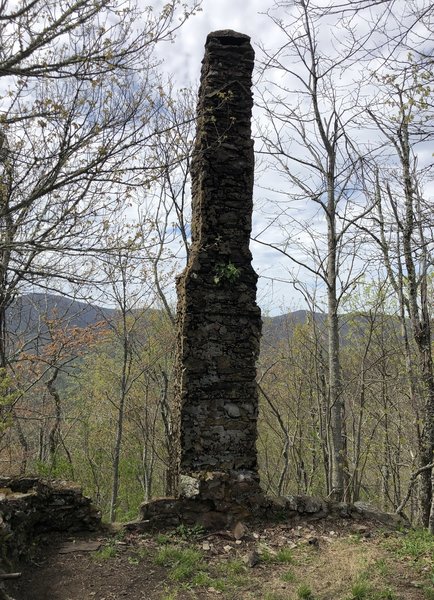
[6,293,400,348]
[7,293,117,339]
[8,293,318,342]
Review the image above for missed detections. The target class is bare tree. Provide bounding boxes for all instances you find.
[139,85,196,324]
[256,0,372,500]
[310,0,433,69]
[361,62,434,526]
[0,0,201,371]
[92,221,158,521]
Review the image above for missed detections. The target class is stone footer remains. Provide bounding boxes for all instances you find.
[124,472,406,532]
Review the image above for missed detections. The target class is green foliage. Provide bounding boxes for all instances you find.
[215,558,247,587]
[46,310,175,520]
[393,529,434,560]
[346,571,398,600]
[217,558,246,576]
[349,533,363,544]
[34,456,74,479]
[373,559,389,576]
[297,583,315,599]
[153,547,248,593]
[0,369,20,432]
[216,89,234,102]
[281,569,296,582]
[154,546,204,582]
[191,571,226,591]
[133,546,150,560]
[260,546,294,564]
[260,547,276,563]
[160,589,177,600]
[384,529,434,599]
[213,261,240,285]
[174,523,204,540]
[275,547,294,563]
[156,534,172,545]
[191,571,213,587]
[424,586,434,600]
[348,579,371,600]
[92,541,117,560]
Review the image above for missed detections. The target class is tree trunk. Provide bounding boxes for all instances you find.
[109,306,130,523]
[160,370,178,497]
[46,368,61,471]
[327,206,346,501]
[400,129,434,526]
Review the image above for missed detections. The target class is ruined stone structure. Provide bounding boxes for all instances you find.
[175,30,262,513]
[0,477,100,570]
[138,31,403,530]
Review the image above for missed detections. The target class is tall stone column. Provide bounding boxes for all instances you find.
[176,30,262,517]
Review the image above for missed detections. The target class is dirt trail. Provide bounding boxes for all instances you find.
[7,532,168,600]
[6,521,433,600]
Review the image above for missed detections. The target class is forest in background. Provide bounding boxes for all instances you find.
[0,289,431,527]
[0,0,432,530]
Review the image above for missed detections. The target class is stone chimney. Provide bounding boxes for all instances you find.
[175,30,263,517]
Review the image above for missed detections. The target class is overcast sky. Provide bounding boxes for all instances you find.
[155,1,307,315]
[161,1,273,85]
[153,0,433,316]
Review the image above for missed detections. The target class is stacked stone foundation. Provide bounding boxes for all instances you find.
[0,477,101,568]
[133,492,406,532]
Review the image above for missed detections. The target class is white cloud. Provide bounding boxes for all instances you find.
[157,0,275,86]
[152,0,434,315]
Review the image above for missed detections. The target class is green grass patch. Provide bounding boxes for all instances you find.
[259,546,276,563]
[154,545,204,582]
[275,547,294,563]
[347,570,397,600]
[385,528,434,592]
[92,541,117,560]
[347,579,371,600]
[160,589,177,600]
[134,545,150,559]
[291,552,316,567]
[281,568,296,582]
[260,545,294,564]
[191,571,226,591]
[393,529,434,560]
[217,558,246,576]
[347,533,363,544]
[297,583,315,599]
[212,558,247,589]
[155,533,171,545]
[174,524,204,540]
[424,586,434,600]
[373,558,389,576]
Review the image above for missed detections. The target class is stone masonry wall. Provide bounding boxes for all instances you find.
[176,30,262,497]
[0,477,101,567]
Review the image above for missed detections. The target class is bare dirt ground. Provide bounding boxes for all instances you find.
[6,518,434,600]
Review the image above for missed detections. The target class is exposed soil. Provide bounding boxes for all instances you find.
[6,519,434,600]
